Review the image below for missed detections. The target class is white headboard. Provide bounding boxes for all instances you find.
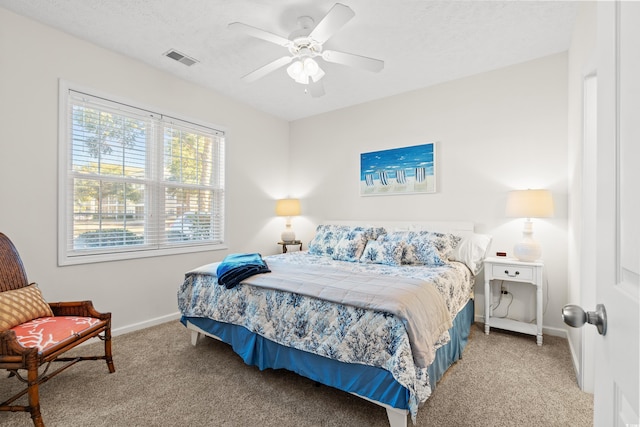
[323,220,474,236]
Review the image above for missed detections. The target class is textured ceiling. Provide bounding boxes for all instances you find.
[0,1,578,121]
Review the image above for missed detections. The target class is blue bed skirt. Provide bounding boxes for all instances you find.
[181,299,474,410]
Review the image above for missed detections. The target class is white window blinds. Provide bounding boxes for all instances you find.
[59,84,225,265]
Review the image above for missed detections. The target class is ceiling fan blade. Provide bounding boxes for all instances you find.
[228,22,292,48]
[308,3,355,44]
[307,80,325,98]
[322,50,384,72]
[241,56,293,83]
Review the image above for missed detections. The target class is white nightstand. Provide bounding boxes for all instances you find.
[483,257,544,345]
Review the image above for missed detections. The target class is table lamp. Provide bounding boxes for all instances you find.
[275,198,301,242]
[506,189,554,262]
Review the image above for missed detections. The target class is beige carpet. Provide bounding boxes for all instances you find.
[0,321,593,427]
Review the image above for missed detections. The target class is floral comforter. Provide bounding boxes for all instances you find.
[177,252,473,421]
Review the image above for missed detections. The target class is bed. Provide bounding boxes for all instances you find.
[178,221,491,426]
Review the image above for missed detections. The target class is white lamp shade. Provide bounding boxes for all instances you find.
[275,199,301,216]
[506,189,554,218]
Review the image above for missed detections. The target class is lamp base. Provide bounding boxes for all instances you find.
[513,220,541,262]
[281,226,296,243]
[513,240,541,262]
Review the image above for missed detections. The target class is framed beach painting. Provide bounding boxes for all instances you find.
[360,142,436,196]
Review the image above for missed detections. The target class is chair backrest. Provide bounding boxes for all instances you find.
[0,233,29,292]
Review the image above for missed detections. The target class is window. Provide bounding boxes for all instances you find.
[58,82,225,265]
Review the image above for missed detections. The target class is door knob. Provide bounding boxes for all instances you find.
[562,304,607,335]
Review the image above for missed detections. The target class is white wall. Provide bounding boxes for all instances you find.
[0,8,290,333]
[289,54,570,332]
[567,2,597,391]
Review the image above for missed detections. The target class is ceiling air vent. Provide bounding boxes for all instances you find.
[164,49,198,66]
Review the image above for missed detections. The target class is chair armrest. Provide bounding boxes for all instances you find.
[48,301,111,321]
[0,330,38,365]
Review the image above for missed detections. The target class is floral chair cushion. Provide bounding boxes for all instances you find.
[11,316,102,352]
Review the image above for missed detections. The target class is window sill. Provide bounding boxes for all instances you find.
[58,243,228,266]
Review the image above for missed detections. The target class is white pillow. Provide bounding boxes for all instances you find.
[450,233,492,275]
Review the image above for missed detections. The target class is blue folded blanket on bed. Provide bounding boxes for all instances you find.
[216,253,271,289]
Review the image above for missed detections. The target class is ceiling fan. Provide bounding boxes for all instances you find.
[229,3,384,97]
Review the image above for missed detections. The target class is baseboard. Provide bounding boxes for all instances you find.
[565,330,582,389]
[473,315,568,339]
[542,325,568,338]
[112,312,182,337]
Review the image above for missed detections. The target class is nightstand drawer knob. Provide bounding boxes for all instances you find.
[504,270,520,277]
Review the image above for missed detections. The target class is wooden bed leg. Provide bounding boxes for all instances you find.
[385,407,408,427]
[190,330,201,346]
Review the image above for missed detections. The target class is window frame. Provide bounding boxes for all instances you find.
[58,80,227,266]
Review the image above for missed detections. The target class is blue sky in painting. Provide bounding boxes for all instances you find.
[360,143,434,181]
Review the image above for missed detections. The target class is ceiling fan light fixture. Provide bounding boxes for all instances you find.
[295,74,309,84]
[303,57,319,75]
[287,60,304,79]
[310,66,325,83]
[287,58,324,85]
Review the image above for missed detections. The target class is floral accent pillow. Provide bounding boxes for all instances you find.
[403,234,445,265]
[308,225,386,259]
[359,238,404,266]
[418,231,462,260]
[308,225,345,257]
[380,231,461,266]
[332,229,369,262]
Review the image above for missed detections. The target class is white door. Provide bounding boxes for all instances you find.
[593,2,640,425]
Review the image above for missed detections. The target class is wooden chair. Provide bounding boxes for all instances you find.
[0,232,115,426]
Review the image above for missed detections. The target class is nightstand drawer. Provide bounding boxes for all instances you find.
[492,264,534,281]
